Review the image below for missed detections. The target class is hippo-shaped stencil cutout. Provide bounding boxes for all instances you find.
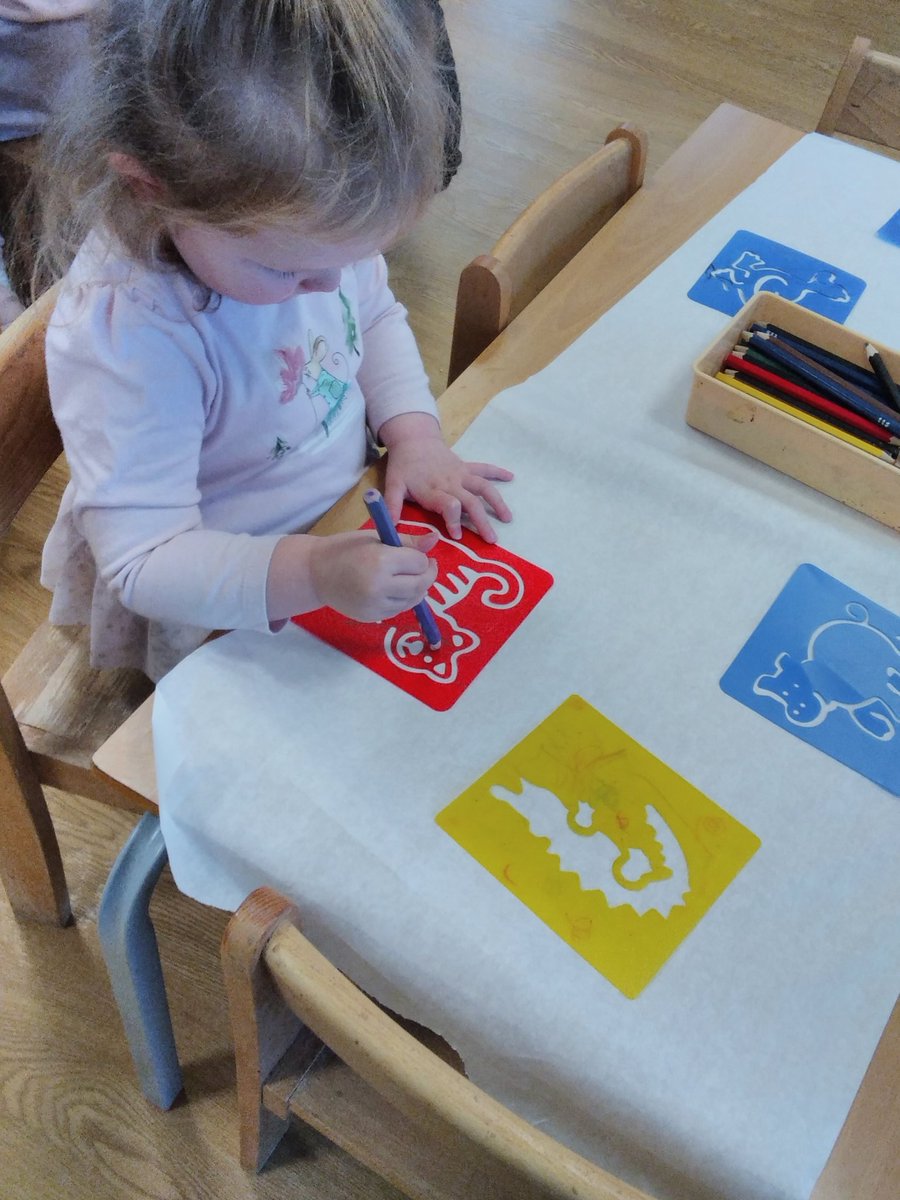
[753,602,900,740]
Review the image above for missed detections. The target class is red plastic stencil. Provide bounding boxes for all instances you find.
[293,504,553,710]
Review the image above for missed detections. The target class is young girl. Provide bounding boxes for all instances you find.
[36,0,512,680]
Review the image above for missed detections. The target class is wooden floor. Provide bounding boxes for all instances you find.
[2,3,898,1197]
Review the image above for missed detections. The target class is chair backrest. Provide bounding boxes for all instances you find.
[0,282,154,931]
[222,887,658,1200]
[447,123,647,386]
[0,282,62,537]
[816,36,900,150]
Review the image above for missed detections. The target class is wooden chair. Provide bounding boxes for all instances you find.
[0,286,155,925]
[0,293,184,1107]
[447,123,647,386]
[816,36,900,151]
[224,888,900,1199]
[222,886,658,1200]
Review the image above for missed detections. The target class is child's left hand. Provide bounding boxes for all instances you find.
[379,413,513,542]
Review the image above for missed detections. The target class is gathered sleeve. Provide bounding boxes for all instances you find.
[354,255,440,438]
[47,282,280,630]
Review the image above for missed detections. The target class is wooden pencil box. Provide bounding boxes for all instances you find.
[686,292,900,531]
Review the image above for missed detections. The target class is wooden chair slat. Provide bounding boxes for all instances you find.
[447,123,648,386]
[817,37,900,151]
[5,622,153,759]
[0,286,62,534]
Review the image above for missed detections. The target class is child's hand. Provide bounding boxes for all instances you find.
[380,413,513,542]
[308,529,439,622]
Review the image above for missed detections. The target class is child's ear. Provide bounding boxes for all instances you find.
[107,152,165,200]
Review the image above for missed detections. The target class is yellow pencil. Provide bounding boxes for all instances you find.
[715,372,896,462]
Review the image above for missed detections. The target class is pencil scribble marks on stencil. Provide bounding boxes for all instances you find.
[383,520,526,685]
[707,249,852,309]
[436,695,761,996]
[566,913,593,941]
[490,780,691,917]
[753,602,900,739]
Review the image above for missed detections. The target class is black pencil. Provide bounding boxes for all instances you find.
[865,343,900,414]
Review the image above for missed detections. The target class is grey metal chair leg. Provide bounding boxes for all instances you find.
[98,813,183,1109]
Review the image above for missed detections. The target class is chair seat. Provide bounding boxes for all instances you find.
[2,620,154,811]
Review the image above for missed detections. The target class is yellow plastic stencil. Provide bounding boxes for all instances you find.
[436,695,760,998]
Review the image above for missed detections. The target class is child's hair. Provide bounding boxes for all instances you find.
[33,0,458,289]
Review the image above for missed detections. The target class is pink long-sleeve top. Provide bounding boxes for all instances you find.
[41,232,439,679]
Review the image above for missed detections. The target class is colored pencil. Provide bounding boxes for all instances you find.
[739,342,808,386]
[723,353,897,445]
[748,331,894,416]
[749,323,885,397]
[865,342,900,413]
[363,488,442,649]
[738,339,899,431]
[724,367,897,453]
[745,332,900,437]
[716,373,897,461]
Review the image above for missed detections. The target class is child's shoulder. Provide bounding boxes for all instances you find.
[61,231,203,326]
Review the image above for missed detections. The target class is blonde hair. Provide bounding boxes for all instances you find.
[34,0,456,288]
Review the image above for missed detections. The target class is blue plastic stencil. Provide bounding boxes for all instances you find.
[688,230,866,320]
[720,564,900,795]
[876,208,900,248]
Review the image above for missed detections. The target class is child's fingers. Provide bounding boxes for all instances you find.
[311,531,439,622]
[427,488,496,543]
[383,476,408,521]
[464,461,515,483]
[432,493,464,540]
[380,550,438,609]
[458,494,499,543]
[399,531,440,553]
[378,539,437,589]
[465,476,513,524]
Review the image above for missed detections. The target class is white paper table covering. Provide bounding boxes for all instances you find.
[155,134,900,1200]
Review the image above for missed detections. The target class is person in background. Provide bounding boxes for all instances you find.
[0,1,97,326]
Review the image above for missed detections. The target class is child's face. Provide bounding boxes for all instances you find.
[168,221,389,305]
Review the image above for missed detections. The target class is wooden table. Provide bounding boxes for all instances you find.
[92,104,898,1199]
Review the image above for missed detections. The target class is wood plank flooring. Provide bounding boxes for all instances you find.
[2,3,899,1197]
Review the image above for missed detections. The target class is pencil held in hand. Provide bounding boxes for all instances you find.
[363,488,442,649]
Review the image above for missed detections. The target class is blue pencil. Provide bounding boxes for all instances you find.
[749,323,886,398]
[363,489,442,649]
[746,333,900,438]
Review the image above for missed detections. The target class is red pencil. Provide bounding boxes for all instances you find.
[723,353,897,446]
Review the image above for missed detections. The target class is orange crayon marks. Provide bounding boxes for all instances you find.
[436,695,761,999]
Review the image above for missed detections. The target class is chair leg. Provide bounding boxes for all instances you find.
[98,813,183,1110]
[0,686,71,925]
[221,888,306,1170]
